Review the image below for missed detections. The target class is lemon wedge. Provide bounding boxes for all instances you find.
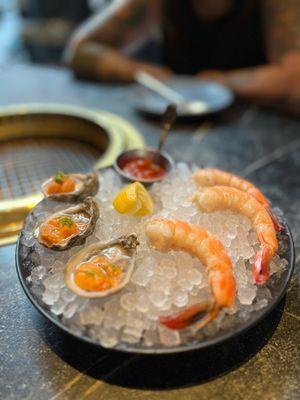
[113,182,153,217]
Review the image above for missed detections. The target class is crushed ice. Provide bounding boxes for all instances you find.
[21,164,288,349]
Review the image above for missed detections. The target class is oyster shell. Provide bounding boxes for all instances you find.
[41,172,99,202]
[65,234,139,298]
[35,197,99,250]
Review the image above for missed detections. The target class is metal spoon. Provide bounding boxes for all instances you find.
[158,103,177,153]
[135,71,208,114]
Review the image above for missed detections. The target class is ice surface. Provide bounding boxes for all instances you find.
[24,165,288,349]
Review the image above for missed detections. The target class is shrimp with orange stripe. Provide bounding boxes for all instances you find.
[193,168,282,232]
[193,186,278,285]
[145,218,236,330]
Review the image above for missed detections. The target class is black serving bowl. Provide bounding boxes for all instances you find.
[15,201,295,355]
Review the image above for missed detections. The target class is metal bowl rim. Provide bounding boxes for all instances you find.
[114,148,175,184]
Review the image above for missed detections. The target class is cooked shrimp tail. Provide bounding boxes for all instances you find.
[253,245,271,285]
[193,186,278,285]
[146,218,236,330]
[160,301,219,330]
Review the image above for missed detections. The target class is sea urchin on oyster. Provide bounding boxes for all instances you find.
[41,171,99,202]
[35,197,99,250]
[65,234,139,298]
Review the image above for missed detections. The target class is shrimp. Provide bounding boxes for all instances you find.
[145,218,236,330]
[193,168,282,232]
[193,186,278,285]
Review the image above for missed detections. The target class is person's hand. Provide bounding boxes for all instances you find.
[131,61,173,81]
[196,54,300,116]
[197,69,226,84]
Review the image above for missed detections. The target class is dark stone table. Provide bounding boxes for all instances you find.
[0,64,299,400]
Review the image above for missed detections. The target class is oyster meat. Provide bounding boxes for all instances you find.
[35,197,99,250]
[41,171,99,202]
[65,234,139,298]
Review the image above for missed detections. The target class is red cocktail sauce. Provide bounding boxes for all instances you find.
[122,157,166,180]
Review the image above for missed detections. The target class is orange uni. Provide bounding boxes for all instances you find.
[39,217,86,245]
[46,176,75,195]
[74,257,122,292]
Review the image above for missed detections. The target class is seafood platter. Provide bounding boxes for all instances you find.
[16,158,294,353]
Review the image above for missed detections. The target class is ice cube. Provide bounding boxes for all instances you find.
[143,330,156,347]
[121,332,140,344]
[31,265,46,282]
[120,293,137,311]
[42,289,60,305]
[98,327,119,348]
[50,298,67,315]
[186,269,202,285]
[172,288,188,307]
[270,256,288,275]
[135,291,150,313]
[237,284,257,305]
[60,287,77,303]
[149,291,169,308]
[178,278,193,291]
[79,306,104,325]
[158,325,181,346]
[123,325,143,340]
[43,272,64,291]
[149,276,171,294]
[131,266,153,286]
[63,302,78,319]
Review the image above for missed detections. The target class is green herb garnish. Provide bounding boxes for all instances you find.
[54,171,66,184]
[59,216,74,227]
[84,270,98,278]
[95,260,117,270]
[107,262,118,270]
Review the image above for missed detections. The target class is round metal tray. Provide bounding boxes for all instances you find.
[15,201,295,354]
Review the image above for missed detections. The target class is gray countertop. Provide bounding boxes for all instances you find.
[0,64,299,400]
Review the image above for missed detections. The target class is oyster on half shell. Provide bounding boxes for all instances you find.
[65,234,139,298]
[41,172,99,202]
[35,197,99,250]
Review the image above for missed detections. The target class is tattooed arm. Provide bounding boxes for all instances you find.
[65,0,171,82]
[199,0,300,115]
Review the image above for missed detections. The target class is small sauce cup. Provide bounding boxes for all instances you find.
[114,148,174,184]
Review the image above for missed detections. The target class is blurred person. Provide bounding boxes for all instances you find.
[65,0,300,115]
[20,0,91,63]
